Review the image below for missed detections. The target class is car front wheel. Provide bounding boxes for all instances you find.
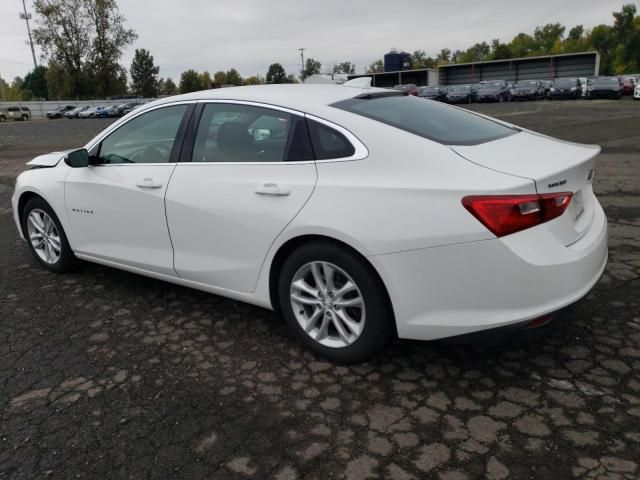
[278,242,393,363]
[21,197,77,273]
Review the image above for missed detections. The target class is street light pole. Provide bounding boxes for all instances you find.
[20,0,38,69]
[299,48,305,80]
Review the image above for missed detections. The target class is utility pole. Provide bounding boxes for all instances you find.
[20,0,38,70]
[298,48,305,80]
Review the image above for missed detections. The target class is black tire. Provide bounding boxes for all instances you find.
[21,114,28,121]
[278,241,394,363]
[0,115,6,122]
[21,196,78,273]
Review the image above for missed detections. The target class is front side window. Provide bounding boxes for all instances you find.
[97,105,187,164]
[192,104,295,163]
[333,94,517,145]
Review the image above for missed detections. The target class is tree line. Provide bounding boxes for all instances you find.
[366,5,640,75]
[1,2,639,101]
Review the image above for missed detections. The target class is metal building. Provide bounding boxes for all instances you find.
[347,68,438,88]
[439,52,600,85]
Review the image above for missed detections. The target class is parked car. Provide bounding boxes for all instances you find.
[108,103,128,117]
[46,105,76,119]
[95,106,116,118]
[578,78,589,98]
[634,82,640,100]
[0,106,31,122]
[620,77,635,95]
[445,84,477,104]
[417,86,448,102]
[65,106,92,119]
[119,101,147,116]
[79,106,108,118]
[393,84,419,96]
[510,80,545,101]
[540,80,554,98]
[476,80,511,102]
[11,83,608,362]
[587,77,623,99]
[549,78,582,99]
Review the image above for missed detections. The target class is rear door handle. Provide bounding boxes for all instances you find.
[136,177,163,189]
[254,183,291,196]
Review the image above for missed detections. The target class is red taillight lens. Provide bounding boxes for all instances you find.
[462,192,572,237]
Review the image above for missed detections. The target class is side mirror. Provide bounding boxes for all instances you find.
[65,148,90,168]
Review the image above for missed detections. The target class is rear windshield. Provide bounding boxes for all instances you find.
[333,94,517,145]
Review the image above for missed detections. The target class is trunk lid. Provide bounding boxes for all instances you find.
[451,131,600,245]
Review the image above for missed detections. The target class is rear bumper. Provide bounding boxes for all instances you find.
[373,199,608,341]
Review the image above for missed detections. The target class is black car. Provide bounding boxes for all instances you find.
[119,101,147,116]
[550,78,582,99]
[588,77,623,99]
[445,84,477,104]
[510,80,545,101]
[417,86,448,102]
[46,105,76,119]
[476,80,510,102]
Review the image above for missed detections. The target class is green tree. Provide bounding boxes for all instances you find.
[243,75,262,85]
[199,71,213,89]
[179,69,201,93]
[508,33,536,58]
[458,42,491,63]
[33,0,135,98]
[130,49,159,97]
[302,58,321,79]
[332,62,355,74]
[266,63,288,83]
[213,70,226,85]
[22,66,49,99]
[411,50,436,69]
[225,68,242,86]
[366,59,384,73]
[436,48,451,64]
[490,39,512,60]
[162,77,177,95]
[533,23,565,53]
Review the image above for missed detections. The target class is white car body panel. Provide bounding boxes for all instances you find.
[64,164,178,276]
[26,152,65,168]
[11,84,609,343]
[166,161,317,292]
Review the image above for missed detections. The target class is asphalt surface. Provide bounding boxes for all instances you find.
[1,99,640,479]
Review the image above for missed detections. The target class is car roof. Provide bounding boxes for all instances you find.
[140,84,389,115]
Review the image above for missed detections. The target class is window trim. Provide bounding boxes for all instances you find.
[177,100,368,166]
[83,101,197,167]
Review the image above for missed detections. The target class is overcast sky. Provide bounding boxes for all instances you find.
[0,0,629,82]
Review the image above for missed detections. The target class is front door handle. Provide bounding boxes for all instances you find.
[254,183,291,196]
[136,177,163,189]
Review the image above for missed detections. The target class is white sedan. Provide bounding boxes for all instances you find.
[11,82,608,362]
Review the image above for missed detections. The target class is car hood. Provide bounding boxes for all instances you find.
[26,151,65,167]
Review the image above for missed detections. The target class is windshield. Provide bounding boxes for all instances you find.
[593,78,619,86]
[479,81,504,89]
[450,85,471,92]
[333,94,517,146]
[554,78,577,87]
[515,81,538,87]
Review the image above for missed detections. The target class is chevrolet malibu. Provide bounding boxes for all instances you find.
[11,82,608,362]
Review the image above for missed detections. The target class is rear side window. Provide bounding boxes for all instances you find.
[333,95,517,145]
[307,119,355,159]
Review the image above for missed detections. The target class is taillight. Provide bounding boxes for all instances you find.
[462,192,572,237]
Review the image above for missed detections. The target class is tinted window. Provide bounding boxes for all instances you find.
[554,78,577,87]
[333,95,516,145]
[593,78,619,86]
[8,107,19,112]
[98,105,187,164]
[307,120,355,160]
[193,104,293,162]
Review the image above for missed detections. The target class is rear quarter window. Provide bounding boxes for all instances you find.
[333,94,517,145]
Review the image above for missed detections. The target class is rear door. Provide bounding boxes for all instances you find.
[165,102,317,293]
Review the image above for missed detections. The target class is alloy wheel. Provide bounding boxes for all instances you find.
[290,261,366,348]
[27,209,61,264]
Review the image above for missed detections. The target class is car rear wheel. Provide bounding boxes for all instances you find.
[21,114,28,121]
[278,242,393,363]
[21,197,77,273]
[0,115,5,122]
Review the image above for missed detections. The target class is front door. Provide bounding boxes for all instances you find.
[65,104,190,276]
[165,102,317,293]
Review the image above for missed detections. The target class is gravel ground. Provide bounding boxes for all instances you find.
[1,98,639,479]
